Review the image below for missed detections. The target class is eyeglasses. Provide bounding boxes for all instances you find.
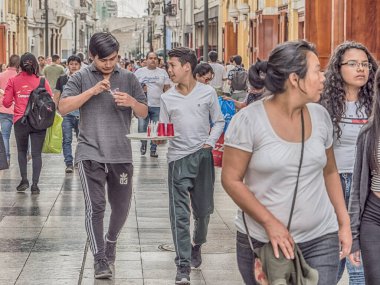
[341,60,372,70]
[202,74,214,83]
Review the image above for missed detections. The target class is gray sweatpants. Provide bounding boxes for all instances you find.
[168,148,215,267]
[78,160,133,261]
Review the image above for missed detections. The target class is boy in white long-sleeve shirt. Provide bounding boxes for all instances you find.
[159,47,225,285]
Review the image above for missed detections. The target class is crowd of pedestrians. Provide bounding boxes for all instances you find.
[1,31,380,285]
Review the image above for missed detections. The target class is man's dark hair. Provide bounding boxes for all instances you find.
[52,54,60,62]
[208,51,218,62]
[38,55,45,61]
[233,55,242,65]
[77,52,85,62]
[168,47,197,72]
[67,55,82,65]
[8,54,20,68]
[146,51,157,59]
[89,32,120,59]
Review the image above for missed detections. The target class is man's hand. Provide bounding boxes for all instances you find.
[113,91,137,108]
[91,79,110,95]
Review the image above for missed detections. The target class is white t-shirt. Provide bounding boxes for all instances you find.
[209,62,227,89]
[159,82,225,163]
[224,100,338,243]
[134,67,170,107]
[333,101,368,173]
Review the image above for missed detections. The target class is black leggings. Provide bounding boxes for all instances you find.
[360,191,380,285]
[14,120,46,184]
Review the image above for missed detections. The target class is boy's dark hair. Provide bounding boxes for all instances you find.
[208,51,218,62]
[77,52,85,62]
[9,54,20,68]
[194,63,214,77]
[67,55,82,65]
[52,54,60,62]
[89,32,120,59]
[233,55,242,65]
[168,47,197,73]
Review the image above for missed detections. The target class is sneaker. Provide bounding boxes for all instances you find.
[65,165,74,173]
[140,144,147,155]
[105,235,117,265]
[191,244,202,268]
[150,151,158,158]
[94,258,112,279]
[16,180,29,192]
[31,184,40,195]
[175,265,191,284]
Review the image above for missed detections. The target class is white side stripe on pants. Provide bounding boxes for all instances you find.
[78,161,98,254]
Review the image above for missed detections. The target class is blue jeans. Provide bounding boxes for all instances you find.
[337,173,365,285]
[236,231,340,285]
[0,113,13,161]
[138,106,160,152]
[62,115,79,166]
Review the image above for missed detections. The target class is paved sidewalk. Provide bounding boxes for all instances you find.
[0,120,348,285]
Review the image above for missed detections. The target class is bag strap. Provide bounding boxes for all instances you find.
[38,77,45,88]
[242,109,305,250]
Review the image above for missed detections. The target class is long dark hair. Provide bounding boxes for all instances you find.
[20,53,39,76]
[320,41,378,139]
[363,69,380,172]
[248,40,316,94]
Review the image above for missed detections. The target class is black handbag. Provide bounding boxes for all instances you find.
[0,130,9,170]
[242,109,318,285]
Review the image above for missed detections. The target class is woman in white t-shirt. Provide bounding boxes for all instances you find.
[321,42,378,285]
[221,41,351,285]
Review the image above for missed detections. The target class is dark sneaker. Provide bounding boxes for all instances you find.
[65,165,74,173]
[105,235,117,265]
[16,180,29,192]
[31,184,40,195]
[140,144,147,155]
[175,265,191,284]
[94,259,112,279]
[191,244,202,268]
[150,151,158,158]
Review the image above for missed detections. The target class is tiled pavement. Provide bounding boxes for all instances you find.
[0,119,348,285]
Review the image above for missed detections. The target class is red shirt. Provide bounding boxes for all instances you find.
[0,67,18,114]
[3,72,53,123]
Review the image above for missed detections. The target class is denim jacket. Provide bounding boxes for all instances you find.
[348,128,372,253]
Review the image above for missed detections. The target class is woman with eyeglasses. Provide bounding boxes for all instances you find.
[194,63,215,85]
[321,41,378,285]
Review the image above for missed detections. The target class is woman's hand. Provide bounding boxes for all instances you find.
[348,251,361,267]
[263,218,295,260]
[338,224,352,259]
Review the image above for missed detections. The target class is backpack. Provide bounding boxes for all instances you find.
[21,77,55,130]
[231,69,248,91]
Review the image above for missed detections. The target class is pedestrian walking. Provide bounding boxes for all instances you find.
[158,47,225,284]
[134,51,170,157]
[43,54,65,94]
[227,55,248,102]
[2,53,53,194]
[349,67,380,285]
[208,51,227,96]
[321,41,378,285]
[222,40,352,285]
[58,32,148,279]
[54,55,82,173]
[0,54,20,165]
